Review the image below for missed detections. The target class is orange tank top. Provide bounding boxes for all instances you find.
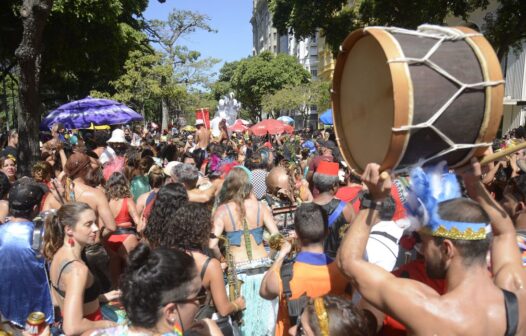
[275,252,350,336]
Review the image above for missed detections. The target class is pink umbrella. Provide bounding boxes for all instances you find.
[250,119,293,136]
[228,119,249,132]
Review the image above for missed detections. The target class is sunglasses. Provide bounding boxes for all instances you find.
[162,291,207,307]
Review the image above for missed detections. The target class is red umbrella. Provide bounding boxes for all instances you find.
[250,119,293,136]
[228,119,249,132]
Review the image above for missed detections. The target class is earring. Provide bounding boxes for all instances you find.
[68,237,75,246]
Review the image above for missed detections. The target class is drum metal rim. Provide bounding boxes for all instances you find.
[332,27,412,173]
[449,26,504,167]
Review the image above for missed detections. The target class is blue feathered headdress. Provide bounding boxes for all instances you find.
[404,162,487,240]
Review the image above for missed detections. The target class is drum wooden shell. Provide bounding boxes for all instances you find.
[332,27,504,172]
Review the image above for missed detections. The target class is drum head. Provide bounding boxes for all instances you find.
[335,33,394,171]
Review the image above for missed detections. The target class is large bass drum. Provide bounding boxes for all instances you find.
[332,25,504,172]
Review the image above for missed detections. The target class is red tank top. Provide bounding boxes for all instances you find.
[114,198,132,227]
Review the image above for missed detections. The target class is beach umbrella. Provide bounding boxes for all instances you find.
[228,119,249,132]
[40,97,143,131]
[319,109,333,125]
[250,119,293,136]
[277,116,294,125]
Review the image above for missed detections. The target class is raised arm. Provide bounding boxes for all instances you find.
[460,159,526,290]
[337,164,439,332]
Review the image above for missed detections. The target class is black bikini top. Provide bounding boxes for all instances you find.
[51,259,101,303]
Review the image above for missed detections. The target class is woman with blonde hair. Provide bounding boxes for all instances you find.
[43,203,119,335]
[211,166,280,336]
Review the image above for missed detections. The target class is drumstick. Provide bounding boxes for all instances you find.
[479,142,526,165]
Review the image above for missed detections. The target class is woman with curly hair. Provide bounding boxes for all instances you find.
[142,183,188,247]
[87,244,222,336]
[159,203,246,332]
[211,166,279,336]
[291,295,375,336]
[105,172,141,286]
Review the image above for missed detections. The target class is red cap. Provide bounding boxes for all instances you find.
[316,161,339,176]
[263,141,273,149]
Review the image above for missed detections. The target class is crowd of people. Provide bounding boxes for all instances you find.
[0,119,524,336]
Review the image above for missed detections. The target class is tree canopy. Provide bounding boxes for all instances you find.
[269,0,526,57]
[230,51,311,122]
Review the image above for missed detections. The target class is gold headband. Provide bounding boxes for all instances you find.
[314,297,329,336]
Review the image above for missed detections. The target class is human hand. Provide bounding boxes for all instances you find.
[455,158,482,184]
[234,296,246,310]
[278,240,292,258]
[360,163,391,201]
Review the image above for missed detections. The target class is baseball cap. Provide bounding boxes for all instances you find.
[8,177,47,211]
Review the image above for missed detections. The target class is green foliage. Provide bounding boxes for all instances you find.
[230,51,311,121]
[40,0,150,105]
[271,0,493,56]
[211,61,240,101]
[483,0,526,59]
[262,80,331,119]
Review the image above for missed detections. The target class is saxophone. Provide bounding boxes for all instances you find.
[220,236,243,323]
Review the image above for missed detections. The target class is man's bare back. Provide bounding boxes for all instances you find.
[196,127,210,149]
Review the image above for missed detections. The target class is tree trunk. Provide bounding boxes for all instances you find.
[15,0,53,177]
[161,96,169,131]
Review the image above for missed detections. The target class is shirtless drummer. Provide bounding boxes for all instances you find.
[338,161,525,335]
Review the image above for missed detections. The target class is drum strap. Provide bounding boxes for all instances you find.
[328,201,346,228]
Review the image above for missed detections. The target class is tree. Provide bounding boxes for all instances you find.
[16,0,54,176]
[145,9,218,130]
[483,0,526,59]
[230,51,311,122]
[262,80,331,121]
[270,0,490,55]
[211,60,240,101]
[2,0,153,175]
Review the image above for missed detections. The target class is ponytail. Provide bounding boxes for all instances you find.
[43,210,64,260]
[42,202,92,260]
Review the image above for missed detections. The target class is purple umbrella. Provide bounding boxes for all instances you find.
[40,97,143,130]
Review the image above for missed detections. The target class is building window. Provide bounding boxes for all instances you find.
[310,69,318,77]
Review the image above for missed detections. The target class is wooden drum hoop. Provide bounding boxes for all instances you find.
[332,26,504,172]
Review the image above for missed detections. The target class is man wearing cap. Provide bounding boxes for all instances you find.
[338,162,526,335]
[306,140,337,197]
[195,119,210,150]
[0,177,53,328]
[313,161,355,258]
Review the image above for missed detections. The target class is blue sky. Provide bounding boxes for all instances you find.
[144,0,253,78]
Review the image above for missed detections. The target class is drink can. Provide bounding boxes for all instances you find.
[24,312,46,336]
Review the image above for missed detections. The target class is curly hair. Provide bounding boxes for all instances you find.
[105,171,132,200]
[32,161,52,183]
[160,202,211,250]
[121,244,197,329]
[143,183,188,248]
[305,295,375,336]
